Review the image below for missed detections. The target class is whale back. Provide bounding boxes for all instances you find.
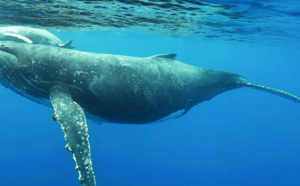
[0,41,299,124]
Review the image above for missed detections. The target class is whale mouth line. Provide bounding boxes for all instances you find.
[0,42,17,58]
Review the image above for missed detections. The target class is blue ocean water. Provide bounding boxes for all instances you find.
[1,1,300,186]
[0,30,299,186]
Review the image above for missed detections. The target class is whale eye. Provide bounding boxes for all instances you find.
[0,44,8,50]
[0,44,7,49]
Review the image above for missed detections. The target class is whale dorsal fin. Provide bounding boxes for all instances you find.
[59,40,75,49]
[3,33,33,44]
[153,53,177,60]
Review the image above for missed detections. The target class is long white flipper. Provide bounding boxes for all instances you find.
[3,33,33,43]
[50,85,96,186]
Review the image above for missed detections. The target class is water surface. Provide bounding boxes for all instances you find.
[0,1,300,186]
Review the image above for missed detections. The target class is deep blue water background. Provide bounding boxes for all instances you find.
[0,30,300,186]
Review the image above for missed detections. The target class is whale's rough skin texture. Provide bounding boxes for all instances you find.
[0,26,73,48]
[0,41,245,124]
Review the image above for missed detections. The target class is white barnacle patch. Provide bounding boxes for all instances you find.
[60,102,68,109]
[84,159,92,167]
[74,70,84,76]
[77,121,84,126]
[73,154,77,161]
[155,109,186,123]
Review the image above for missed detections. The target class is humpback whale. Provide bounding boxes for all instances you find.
[0,26,74,48]
[0,41,299,186]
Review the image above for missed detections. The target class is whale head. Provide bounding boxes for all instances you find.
[0,41,50,104]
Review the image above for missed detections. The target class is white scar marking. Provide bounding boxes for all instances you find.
[155,109,186,123]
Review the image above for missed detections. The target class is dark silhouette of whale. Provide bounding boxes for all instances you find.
[0,41,299,186]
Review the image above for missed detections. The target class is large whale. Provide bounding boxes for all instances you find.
[0,41,299,186]
[0,26,74,48]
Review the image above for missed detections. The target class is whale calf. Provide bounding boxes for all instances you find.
[0,41,299,186]
[0,26,74,48]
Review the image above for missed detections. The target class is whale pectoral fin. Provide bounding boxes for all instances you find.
[59,40,75,49]
[49,85,96,186]
[3,33,33,44]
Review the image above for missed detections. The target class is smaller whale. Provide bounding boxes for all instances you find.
[0,26,74,48]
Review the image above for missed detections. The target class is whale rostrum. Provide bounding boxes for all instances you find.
[0,41,299,186]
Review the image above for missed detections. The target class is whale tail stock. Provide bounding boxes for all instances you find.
[238,81,300,103]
